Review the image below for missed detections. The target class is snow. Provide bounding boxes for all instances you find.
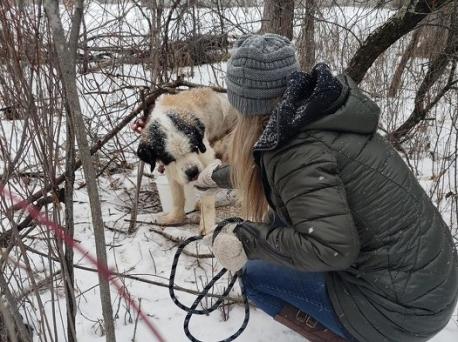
[23,178,301,342]
[27,191,458,342]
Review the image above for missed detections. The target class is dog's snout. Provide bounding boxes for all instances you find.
[185,166,199,181]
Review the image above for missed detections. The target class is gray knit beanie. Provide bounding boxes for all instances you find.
[226,33,300,116]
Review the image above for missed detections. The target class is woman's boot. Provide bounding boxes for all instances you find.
[274,304,348,342]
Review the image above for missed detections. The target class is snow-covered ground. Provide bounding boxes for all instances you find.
[23,162,458,342]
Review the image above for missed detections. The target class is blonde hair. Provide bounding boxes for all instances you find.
[229,115,270,221]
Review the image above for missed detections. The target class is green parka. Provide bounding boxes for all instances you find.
[228,65,458,342]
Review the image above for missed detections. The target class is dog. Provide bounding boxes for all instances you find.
[137,87,238,235]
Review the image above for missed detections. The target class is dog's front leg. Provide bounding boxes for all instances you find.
[155,176,186,225]
[198,194,216,236]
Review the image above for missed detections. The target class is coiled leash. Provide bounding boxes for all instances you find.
[169,219,250,342]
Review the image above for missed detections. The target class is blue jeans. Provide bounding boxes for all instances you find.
[241,260,354,340]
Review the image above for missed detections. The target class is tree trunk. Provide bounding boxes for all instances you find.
[346,0,453,84]
[414,5,451,59]
[387,29,421,97]
[298,0,316,71]
[390,1,458,145]
[260,0,294,40]
[63,2,84,340]
[43,1,116,341]
[148,0,163,84]
[64,109,77,342]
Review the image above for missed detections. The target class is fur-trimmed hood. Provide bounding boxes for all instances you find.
[253,63,381,152]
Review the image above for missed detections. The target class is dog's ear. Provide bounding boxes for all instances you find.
[194,118,205,136]
[137,143,157,172]
[193,118,206,153]
[197,140,206,154]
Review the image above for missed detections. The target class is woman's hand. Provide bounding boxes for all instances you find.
[205,218,247,272]
[193,160,222,194]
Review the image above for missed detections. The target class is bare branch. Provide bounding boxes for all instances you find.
[346,0,453,84]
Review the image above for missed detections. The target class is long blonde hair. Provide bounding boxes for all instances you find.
[229,115,270,221]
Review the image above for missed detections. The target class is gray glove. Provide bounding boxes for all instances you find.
[193,160,221,193]
[204,218,247,272]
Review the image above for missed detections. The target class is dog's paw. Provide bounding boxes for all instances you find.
[198,220,208,236]
[152,212,186,226]
[199,218,216,236]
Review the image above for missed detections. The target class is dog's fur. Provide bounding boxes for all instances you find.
[137,88,238,235]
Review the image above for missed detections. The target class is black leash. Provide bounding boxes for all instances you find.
[169,224,250,342]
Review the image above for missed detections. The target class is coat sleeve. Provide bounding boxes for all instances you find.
[234,141,360,272]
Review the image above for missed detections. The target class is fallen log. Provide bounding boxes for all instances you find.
[79,33,229,73]
[1,33,230,72]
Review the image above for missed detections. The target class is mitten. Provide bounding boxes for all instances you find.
[206,218,247,272]
[193,159,222,193]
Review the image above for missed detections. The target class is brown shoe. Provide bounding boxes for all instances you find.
[274,304,348,342]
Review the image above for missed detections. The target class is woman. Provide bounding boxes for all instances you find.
[194,34,458,341]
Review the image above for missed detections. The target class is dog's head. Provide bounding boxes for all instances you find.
[137,112,208,184]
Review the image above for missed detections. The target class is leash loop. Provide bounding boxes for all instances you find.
[169,233,250,342]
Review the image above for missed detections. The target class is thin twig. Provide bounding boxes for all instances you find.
[24,245,243,304]
[148,227,214,259]
[131,298,141,342]
[16,270,62,302]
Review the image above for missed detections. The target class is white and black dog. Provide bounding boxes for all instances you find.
[137,88,238,235]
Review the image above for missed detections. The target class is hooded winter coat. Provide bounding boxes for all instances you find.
[227,64,458,342]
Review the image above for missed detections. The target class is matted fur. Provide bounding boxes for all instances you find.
[137,88,238,234]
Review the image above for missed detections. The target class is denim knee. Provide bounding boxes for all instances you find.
[240,267,284,317]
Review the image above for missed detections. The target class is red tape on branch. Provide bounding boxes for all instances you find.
[0,185,166,342]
